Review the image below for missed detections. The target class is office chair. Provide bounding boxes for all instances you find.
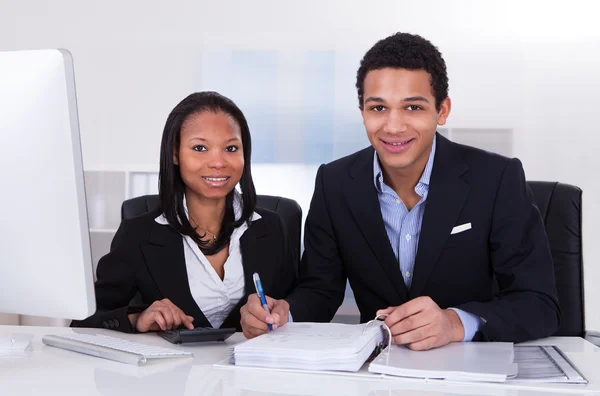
[527,181,598,344]
[121,194,302,268]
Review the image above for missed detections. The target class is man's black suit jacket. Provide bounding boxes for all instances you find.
[286,134,560,342]
[72,208,297,332]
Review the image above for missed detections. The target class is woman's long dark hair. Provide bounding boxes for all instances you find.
[158,91,257,256]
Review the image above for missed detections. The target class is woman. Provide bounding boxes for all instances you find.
[72,92,296,333]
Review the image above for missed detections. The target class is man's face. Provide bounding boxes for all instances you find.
[361,68,450,173]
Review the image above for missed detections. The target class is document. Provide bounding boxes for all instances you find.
[512,346,587,384]
[232,322,386,372]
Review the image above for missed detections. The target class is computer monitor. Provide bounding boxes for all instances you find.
[0,49,96,320]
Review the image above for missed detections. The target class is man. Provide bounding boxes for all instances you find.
[240,33,560,350]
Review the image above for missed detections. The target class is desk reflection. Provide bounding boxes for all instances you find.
[94,358,194,396]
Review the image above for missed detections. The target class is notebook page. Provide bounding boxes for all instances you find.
[236,322,381,354]
[368,342,514,382]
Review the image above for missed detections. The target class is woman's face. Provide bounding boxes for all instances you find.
[175,111,244,202]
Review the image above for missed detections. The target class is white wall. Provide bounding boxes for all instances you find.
[1,0,599,330]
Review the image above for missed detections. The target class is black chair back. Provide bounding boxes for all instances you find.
[121,194,302,266]
[527,181,584,336]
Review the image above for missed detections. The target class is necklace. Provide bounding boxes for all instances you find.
[189,215,218,244]
[200,228,218,244]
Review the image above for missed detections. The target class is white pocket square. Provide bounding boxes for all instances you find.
[450,222,472,235]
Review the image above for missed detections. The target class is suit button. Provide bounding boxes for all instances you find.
[113,319,120,327]
[102,321,109,329]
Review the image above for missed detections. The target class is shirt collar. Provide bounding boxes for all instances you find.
[155,190,261,225]
[373,135,437,194]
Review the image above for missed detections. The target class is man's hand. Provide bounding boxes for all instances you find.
[240,294,290,339]
[128,298,194,332]
[377,296,464,351]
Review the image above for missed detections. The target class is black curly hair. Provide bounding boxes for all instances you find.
[356,33,449,112]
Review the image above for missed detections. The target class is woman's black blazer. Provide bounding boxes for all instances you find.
[71,207,297,332]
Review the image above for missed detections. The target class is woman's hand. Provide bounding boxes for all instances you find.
[128,298,195,332]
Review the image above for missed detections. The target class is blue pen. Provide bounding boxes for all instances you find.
[252,272,273,331]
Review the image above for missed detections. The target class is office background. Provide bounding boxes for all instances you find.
[0,0,598,331]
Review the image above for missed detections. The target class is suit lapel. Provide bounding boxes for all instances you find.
[222,217,269,326]
[238,218,269,293]
[343,148,408,302]
[410,134,470,298]
[141,221,211,328]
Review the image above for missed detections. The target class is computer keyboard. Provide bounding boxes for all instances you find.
[42,333,194,365]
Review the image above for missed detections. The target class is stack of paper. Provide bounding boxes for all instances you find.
[368,342,516,382]
[234,322,385,372]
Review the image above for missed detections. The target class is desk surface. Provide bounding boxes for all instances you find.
[1,325,599,396]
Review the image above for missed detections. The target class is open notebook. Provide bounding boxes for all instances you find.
[225,322,586,385]
[231,321,514,381]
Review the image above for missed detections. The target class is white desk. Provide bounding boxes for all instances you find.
[1,325,599,396]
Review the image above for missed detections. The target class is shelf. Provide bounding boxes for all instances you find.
[85,164,159,173]
[89,228,117,233]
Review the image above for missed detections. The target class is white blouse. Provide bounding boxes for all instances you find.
[154,193,260,328]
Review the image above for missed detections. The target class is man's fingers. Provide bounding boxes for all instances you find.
[376,306,395,316]
[271,312,281,325]
[247,294,260,305]
[241,297,288,337]
[242,316,270,337]
[385,297,435,328]
[257,296,277,323]
[388,311,434,336]
[252,294,278,322]
[242,326,264,339]
[247,324,270,336]
[271,305,289,326]
[393,323,434,345]
[242,310,270,332]
[240,302,271,337]
[265,295,276,309]
[408,336,438,351]
[248,299,271,324]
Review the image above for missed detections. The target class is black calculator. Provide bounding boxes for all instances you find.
[158,327,236,344]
